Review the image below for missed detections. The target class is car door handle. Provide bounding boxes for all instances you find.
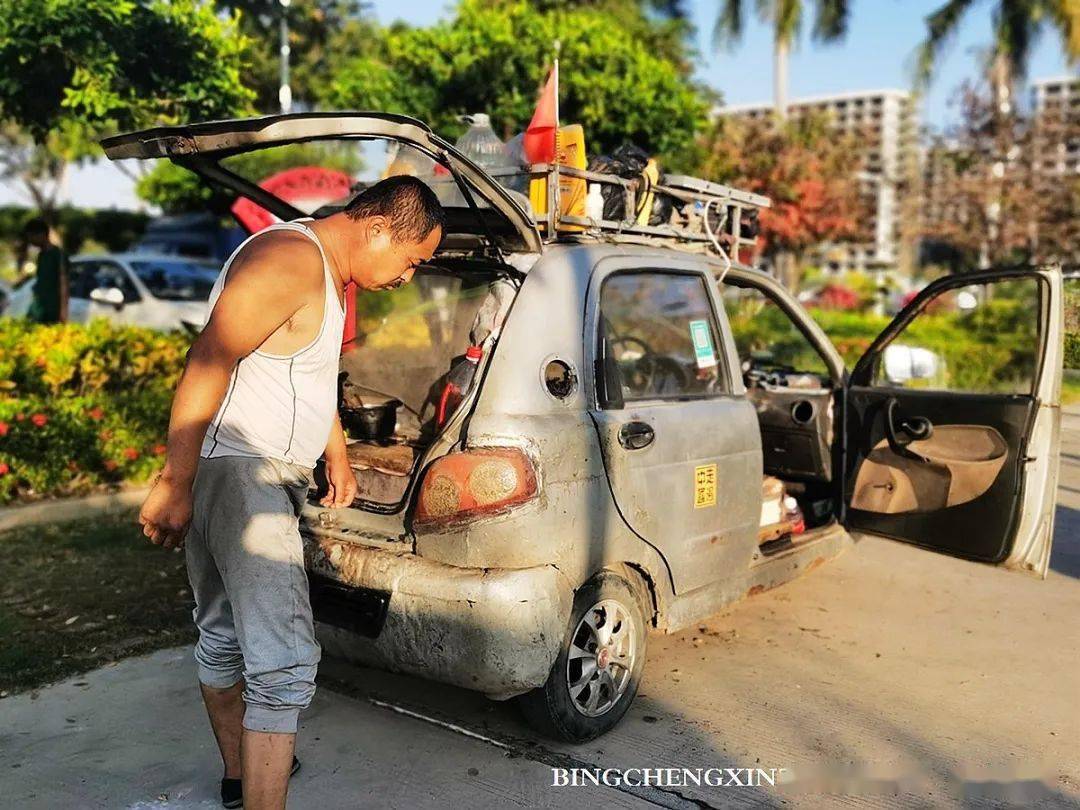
[619,421,655,450]
[884,398,933,460]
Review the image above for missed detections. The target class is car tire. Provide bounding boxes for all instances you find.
[518,571,648,742]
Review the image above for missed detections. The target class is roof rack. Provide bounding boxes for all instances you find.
[487,163,771,267]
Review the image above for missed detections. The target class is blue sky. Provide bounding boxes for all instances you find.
[369,0,1074,124]
[7,0,1076,209]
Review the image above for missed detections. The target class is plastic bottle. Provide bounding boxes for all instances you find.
[436,345,484,427]
[586,183,605,222]
[382,141,435,178]
[454,114,512,172]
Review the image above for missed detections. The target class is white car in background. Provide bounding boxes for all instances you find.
[4,253,219,332]
[0,278,12,316]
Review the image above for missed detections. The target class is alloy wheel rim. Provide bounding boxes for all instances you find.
[566,598,636,717]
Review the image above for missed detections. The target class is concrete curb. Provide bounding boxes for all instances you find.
[0,488,149,534]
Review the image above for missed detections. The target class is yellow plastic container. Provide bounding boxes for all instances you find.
[529,124,587,232]
[635,158,659,225]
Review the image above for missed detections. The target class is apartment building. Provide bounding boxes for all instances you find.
[718,89,919,275]
[1032,75,1080,175]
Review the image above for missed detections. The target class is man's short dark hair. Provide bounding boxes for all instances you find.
[344,175,446,244]
[23,217,49,239]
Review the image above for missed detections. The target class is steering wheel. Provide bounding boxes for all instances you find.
[609,335,689,393]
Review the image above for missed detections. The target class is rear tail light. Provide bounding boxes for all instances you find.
[414,447,538,527]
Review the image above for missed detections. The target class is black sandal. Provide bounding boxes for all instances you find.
[221,756,301,808]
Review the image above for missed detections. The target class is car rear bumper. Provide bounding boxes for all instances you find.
[302,531,573,700]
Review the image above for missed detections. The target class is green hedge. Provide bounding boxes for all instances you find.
[728,298,1041,394]
[1065,331,1080,370]
[0,320,187,504]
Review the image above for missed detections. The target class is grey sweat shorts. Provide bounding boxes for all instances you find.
[185,455,320,734]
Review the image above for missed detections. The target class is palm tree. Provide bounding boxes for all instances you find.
[916,1,1080,110]
[714,0,851,116]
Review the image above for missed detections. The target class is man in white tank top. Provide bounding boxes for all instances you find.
[137,176,444,809]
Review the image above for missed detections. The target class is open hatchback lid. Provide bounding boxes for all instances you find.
[99,111,543,254]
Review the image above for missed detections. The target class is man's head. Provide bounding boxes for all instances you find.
[340,175,445,291]
[22,218,51,249]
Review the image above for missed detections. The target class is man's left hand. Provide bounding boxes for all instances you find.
[322,454,358,508]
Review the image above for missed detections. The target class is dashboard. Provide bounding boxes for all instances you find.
[744,365,834,483]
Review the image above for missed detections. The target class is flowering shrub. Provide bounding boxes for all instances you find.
[0,320,187,504]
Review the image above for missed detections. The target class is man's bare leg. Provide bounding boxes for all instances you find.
[241,730,296,810]
[199,681,245,779]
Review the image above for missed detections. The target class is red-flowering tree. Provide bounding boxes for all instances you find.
[688,111,867,289]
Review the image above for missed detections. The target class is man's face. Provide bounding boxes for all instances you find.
[357,219,442,291]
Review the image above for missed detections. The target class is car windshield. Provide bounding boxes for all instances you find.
[130,260,219,301]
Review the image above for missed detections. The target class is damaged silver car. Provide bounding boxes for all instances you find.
[103,113,1064,742]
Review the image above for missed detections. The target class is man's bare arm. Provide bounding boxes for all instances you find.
[320,412,357,508]
[141,236,322,547]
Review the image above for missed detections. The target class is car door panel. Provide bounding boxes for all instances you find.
[586,259,762,595]
[844,267,1062,576]
[85,262,140,326]
[66,261,97,324]
[591,398,763,593]
[846,389,1035,562]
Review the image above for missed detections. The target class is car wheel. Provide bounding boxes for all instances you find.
[518,571,647,742]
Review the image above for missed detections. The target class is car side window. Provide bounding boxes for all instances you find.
[869,277,1042,395]
[722,284,831,380]
[68,262,98,300]
[91,262,139,302]
[597,271,727,404]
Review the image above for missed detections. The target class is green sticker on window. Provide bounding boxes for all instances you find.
[689,319,717,369]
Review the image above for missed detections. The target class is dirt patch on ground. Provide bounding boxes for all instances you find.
[0,512,194,694]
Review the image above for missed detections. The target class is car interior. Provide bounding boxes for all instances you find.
[720,279,841,550]
[331,261,518,510]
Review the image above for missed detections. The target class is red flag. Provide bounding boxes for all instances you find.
[523,64,558,164]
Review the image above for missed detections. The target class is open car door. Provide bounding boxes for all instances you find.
[99,111,542,254]
[843,266,1064,577]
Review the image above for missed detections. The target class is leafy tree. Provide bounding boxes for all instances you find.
[916,1,1080,107]
[914,4,1080,272]
[0,0,253,222]
[320,0,711,158]
[216,0,380,112]
[921,80,1080,268]
[0,0,253,138]
[691,112,866,288]
[714,0,850,115]
[0,125,78,214]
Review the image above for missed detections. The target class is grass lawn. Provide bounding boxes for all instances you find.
[1064,371,1080,406]
[0,513,194,695]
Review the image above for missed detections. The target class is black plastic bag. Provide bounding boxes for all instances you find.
[587,143,651,221]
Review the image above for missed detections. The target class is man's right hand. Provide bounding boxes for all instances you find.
[139,474,193,551]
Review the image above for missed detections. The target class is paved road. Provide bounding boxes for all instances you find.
[4,411,1079,808]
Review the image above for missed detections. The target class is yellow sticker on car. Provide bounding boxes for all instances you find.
[694,463,717,509]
